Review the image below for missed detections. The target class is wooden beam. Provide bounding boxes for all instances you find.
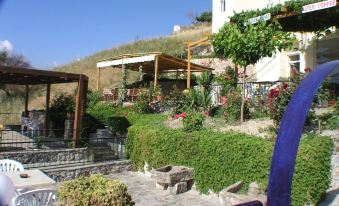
[73,75,88,148]
[154,55,159,88]
[24,85,29,117]
[44,84,51,137]
[96,67,101,91]
[187,45,191,88]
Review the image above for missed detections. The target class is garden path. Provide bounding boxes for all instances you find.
[107,171,223,206]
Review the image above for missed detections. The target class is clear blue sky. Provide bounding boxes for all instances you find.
[0,0,211,69]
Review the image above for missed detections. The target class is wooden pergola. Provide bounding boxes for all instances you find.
[0,66,88,146]
[96,52,213,90]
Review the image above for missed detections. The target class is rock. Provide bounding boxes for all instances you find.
[248,182,259,196]
[156,182,168,190]
[221,181,243,193]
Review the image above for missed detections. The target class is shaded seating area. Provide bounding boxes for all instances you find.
[96,52,213,102]
[0,66,88,147]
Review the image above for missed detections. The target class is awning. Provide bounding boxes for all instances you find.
[96,52,213,74]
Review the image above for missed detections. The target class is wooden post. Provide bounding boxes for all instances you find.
[73,75,88,148]
[154,55,159,88]
[24,85,29,117]
[187,45,191,88]
[96,67,101,91]
[44,84,51,137]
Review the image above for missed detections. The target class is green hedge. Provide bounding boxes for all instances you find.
[126,125,333,205]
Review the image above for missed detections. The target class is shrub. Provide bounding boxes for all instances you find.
[182,110,206,132]
[126,124,333,206]
[217,89,249,122]
[58,174,134,206]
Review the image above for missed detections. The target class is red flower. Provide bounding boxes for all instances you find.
[304,67,312,73]
[282,81,288,90]
[175,114,180,119]
[180,112,187,118]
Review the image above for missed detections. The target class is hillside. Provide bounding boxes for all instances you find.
[27,25,211,109]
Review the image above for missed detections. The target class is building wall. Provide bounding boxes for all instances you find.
[212,0,286,33]
[211,0,339,83]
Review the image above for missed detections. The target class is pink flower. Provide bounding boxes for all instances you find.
[181,112,187,118]
[175,114,180,119]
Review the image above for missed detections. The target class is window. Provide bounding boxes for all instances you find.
[287,51,305,73]
[221,0,226,12]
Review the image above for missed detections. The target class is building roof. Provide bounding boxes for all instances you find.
[96,52,213,73]
[0,66,88,85]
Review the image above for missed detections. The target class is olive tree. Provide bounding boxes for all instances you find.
[211,20,294,122]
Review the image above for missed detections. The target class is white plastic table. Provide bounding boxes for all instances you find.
[1,169,56,189]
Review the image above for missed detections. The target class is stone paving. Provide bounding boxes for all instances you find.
[107,171,223,206]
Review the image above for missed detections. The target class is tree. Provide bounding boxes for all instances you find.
[0,51,31,67]
[196,11,212,23]
[211,20,294,122]
[0,51,31,96]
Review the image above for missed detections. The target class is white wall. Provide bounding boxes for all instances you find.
[212,0,287,33]
[212,0,292,82]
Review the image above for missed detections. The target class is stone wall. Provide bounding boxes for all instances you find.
[0,148,89,165]
[44,160,132,182]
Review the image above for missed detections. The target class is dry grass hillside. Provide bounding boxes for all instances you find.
[26,25,211,109]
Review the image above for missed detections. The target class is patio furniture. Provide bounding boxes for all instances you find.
[3,170,56,189]
[0,160,24,172]
[12,189,58,206]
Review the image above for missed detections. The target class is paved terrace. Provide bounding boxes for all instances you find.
[107,171,223,206]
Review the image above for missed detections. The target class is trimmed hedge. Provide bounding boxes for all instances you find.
[126,123,333,206]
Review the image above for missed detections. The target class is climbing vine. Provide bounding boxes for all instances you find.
[230,0,326,29]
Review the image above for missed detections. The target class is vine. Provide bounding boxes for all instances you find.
[230,0,327,29]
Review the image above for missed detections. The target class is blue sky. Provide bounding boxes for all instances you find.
[0,0,211,69]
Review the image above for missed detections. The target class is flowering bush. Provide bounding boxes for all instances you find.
[182,110,205,132]
[266,68,328,129]
[267,81,293,128]
[216,89,249,122]
[173,111,206,132]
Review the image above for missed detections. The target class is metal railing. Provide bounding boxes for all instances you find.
[0,129,125,169]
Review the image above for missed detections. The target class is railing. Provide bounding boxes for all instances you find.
[0,129,126,169]
[0,113,21,126]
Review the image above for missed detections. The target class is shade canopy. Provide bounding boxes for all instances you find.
[276,1,339,32]
[96,52,213,73]
[0,66,85,85]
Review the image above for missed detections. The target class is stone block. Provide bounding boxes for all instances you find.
[156,182,168,190]
[169,181,187,195]
[151,165,194,184]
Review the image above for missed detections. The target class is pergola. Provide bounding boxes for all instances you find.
[96,52,213,90]
[0,66,88,146]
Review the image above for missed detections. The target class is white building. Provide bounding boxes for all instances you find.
[212,0,339,83]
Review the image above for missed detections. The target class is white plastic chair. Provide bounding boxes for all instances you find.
[12,189,58,206]
[0,159,24,172]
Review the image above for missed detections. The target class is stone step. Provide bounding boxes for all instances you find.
[92,147,116,161]
[26,160,90,170]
